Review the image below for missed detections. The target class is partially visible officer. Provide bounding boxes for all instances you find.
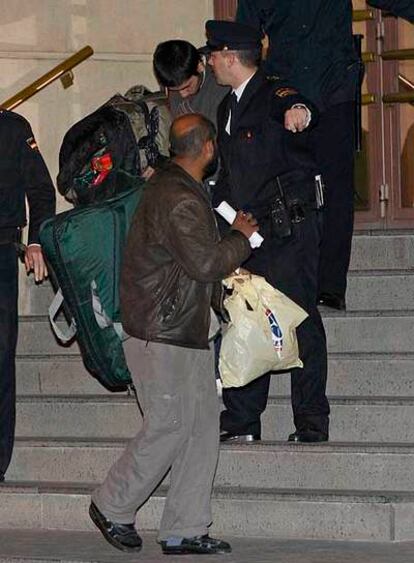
[237,0,414,310]
[153,39,229,127]
[0,110,56,482]
[207,20,330,443]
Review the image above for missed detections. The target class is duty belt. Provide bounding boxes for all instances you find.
[248,171,325,239]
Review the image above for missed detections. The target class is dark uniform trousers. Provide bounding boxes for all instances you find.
[313,102,355,297]
[0,240,18,477]
[215,70,330,437]
[221,209,329,437]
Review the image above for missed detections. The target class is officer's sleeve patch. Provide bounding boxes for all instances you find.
[275,87,298,98]
[26,136,39,151]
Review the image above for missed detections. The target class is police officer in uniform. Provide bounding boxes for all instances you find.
[237,0,414,311]
[206,20,330,443]
[0,110,55,482]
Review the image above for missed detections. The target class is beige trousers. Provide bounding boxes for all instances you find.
[92,337,219,540]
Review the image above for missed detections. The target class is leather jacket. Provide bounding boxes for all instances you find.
[120,161,251,349]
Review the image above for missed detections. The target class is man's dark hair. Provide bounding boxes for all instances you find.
[153,40,201,88]
[235,47,262,69]
[170,114,216,158]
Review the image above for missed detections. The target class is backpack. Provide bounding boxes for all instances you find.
[57,85,171,205]
[39,185,144,391]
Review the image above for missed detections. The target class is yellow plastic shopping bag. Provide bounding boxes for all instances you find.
[219,274,308,388]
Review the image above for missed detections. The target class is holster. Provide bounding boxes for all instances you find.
[251,170,325,239]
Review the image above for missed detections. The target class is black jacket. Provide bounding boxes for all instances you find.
[213,70,318,213]
[368,0,414,22]
[120,161,251,349]
[0,110,55,243]
[237,1,413,110]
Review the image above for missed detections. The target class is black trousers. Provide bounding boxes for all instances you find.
[221,210,330,437]
[312,101,355,298]
[0,243,18,477]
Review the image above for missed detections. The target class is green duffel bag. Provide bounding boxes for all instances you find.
[39,183,144,391]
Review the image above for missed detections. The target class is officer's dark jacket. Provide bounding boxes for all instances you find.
[120,161,250,350]
[367,0,414,23]
[237,0,414,110]
[213,70,318,214]
[237,0,358,110]
[0,110,55,244]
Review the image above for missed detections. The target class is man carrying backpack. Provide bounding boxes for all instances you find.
[0,110,55,483]
[89,113,258,555]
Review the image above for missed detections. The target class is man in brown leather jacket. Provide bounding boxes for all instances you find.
[89,113,257,556]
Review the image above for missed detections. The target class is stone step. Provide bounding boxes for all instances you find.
[269,354,414,397]
[350,232,414,272]
[346,272,414,311]
[14,395,414,443]
[2,530,414,563]
[23,269,414,317]
[8,439,414,493]
[16,313,414,356]
[16,354,414,398]
[1,481,414,541]
[16,357,112,396]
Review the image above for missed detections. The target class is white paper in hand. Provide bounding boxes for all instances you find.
[215,201,264,249]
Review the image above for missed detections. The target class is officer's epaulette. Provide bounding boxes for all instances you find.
[274,87,299,98]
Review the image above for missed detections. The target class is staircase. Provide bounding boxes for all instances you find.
[1,230,414,543]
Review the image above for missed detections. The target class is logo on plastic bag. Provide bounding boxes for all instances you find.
[265,308,283,357]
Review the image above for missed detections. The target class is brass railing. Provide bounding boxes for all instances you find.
[0,45,94,110]
[353,9,375,22]
[362,93,376,105]
[382,49,414,61]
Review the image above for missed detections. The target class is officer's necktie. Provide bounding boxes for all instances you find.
[229,92,238,135]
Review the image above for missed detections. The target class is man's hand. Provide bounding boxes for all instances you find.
[284,107,309,133]
[231,210,259,240]
[25,245,48,283]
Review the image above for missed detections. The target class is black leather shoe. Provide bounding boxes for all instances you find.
[220,431,261,443]
[89,502,142,553]
[318,293,346,311]
[0,473,4,483]
[161,534,232,555]
[288,429,328,443]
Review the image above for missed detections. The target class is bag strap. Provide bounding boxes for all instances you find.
[91,280,127,341]
[48,289,77,343]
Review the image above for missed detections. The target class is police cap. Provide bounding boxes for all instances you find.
[202,20,263,54]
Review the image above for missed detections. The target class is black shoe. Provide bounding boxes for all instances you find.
[288,429,328,443]
[89,502,142,553]
[220,431,261,443]
[0,473,4,483]
[161,534,232,555]
[318,293,346,311]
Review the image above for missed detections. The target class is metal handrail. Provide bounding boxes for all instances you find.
[0,45,94,110]
[353,9,375,22]
[383,92,414,103]
[382,49,414,61]
[362,94,376,105]
[399,73,414,91]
